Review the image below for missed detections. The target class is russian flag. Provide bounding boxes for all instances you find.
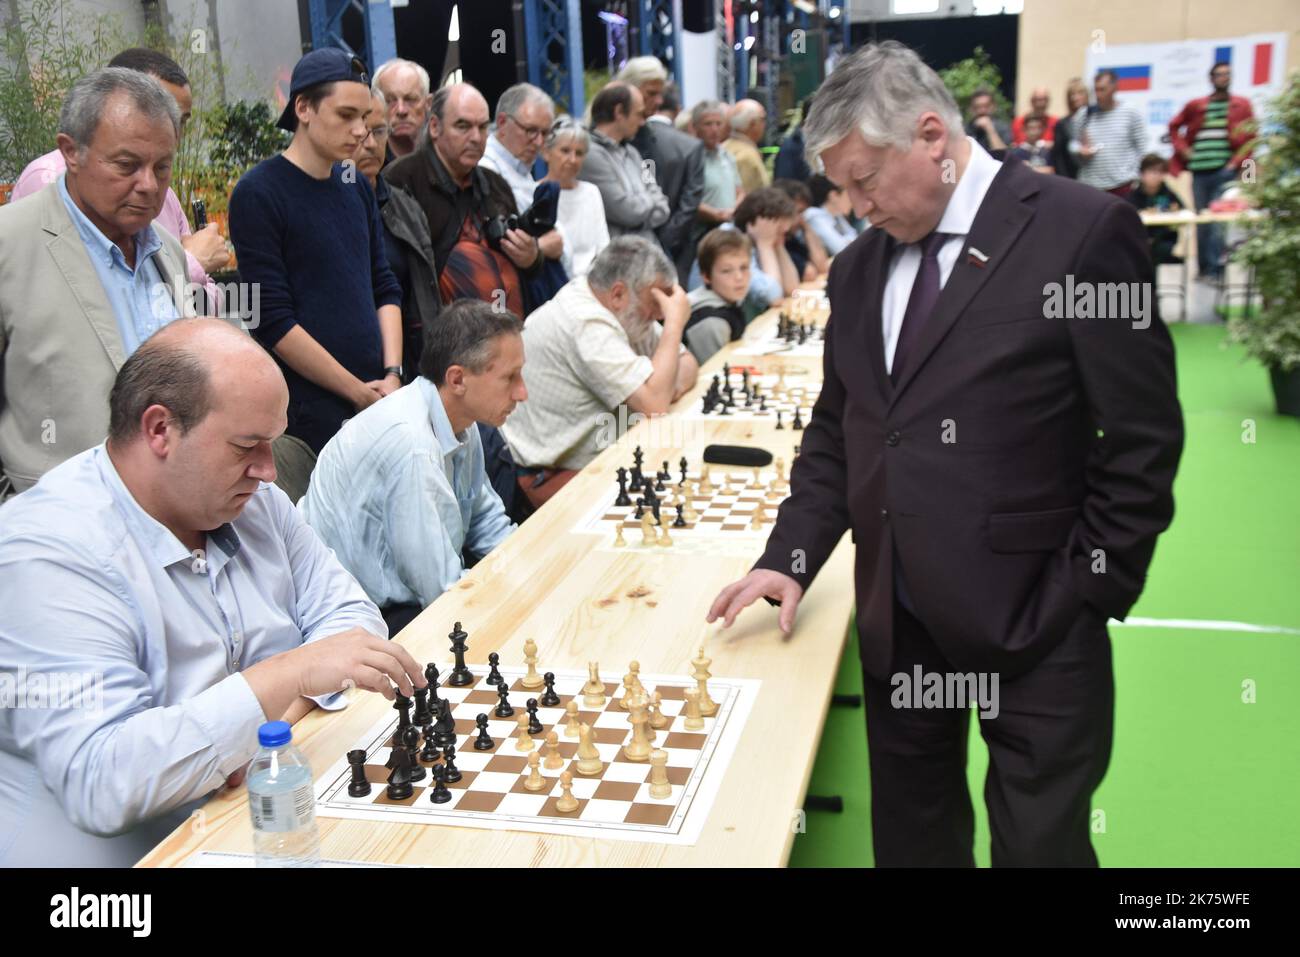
[1112,65,1152,92]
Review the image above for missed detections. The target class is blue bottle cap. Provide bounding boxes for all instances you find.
[258,720,292,748]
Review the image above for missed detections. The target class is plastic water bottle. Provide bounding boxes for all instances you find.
[247,720,321,867]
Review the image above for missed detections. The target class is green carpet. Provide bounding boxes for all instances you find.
[790,324,1300,867]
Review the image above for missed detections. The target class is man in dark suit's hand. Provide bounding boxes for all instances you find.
[707,569,803,633]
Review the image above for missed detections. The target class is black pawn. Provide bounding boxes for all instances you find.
[526,698,544,736]
[474,713,495,751]
[346,749,371,797]
[633,498,645,520]
[540,672,560,708]
[793,408,804,431]
[775,410,784,430]
[486,651,504,686]
[615,467,631,506]
[441,745,462,783]
[494,683,514,718]
[403,724,426,782]
[420,724,440,763]
[447,621,473,686]
[674,503,687,528]
[428,764,452,804]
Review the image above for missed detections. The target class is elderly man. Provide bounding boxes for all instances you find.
[502,236,697,509]
[693,99,743,233]
[725,98,770,194]
[10,48,229,293]
[710,42,1183,867]
[1012,87,1058,145]
[0,67,198,499]
[384,83,541,319]
[581,83,670,245]
[372,57,432,159]
[301,300,524,632]
[0,319,425,867]
[615,57,705,284]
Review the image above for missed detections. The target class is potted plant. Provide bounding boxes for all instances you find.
[1229,72,1300,417]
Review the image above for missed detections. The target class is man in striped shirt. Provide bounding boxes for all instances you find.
[1068,70,1148,197]
[1169,63,1256,280]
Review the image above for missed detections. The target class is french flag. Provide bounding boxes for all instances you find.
[1112,65,1152,92]
[1214,43,1274,86]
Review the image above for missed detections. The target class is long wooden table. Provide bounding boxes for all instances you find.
[138,287,856,868]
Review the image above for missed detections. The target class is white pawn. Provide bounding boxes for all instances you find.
[543,730,564,770]
[556,771,579,813]
[648,690,669,730]
[523,751,546,791]
[514,713,535,752]
[564,699,582,737]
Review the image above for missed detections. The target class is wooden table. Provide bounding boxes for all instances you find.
[1138,208,1265,320]
[138,289,857,868]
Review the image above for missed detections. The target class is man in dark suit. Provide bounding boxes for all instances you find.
[708,42,1184,867]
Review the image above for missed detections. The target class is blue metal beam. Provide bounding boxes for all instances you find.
[307,0,396,70]
[523,0,585,117]
[638,0,684,90]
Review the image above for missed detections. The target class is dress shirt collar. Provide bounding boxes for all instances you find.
[485,133,531,179]
[934,137,1002,239]
[418,377,469,461]
[93,444,243,572]
[58,173,162,271]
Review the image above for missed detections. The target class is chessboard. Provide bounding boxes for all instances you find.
[314,658,760,846]
[732,305,828,358]
[684,363,822,424]
[572,446,797,555]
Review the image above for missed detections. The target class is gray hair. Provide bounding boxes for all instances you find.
[58,67,180,155]
[544,114,589,152]
[803,41,963,160]
[691,99,726,128]
[108,328,213,444]
[419,300,524,385]
[729,100,764,132]
[587,235,676,294]
[496,82,554,122]
[615,56,668,88]
[372,58,431,98]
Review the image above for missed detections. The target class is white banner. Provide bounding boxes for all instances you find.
[1084,32,1288,155]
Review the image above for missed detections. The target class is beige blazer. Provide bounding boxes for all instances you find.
[0,184,196,498]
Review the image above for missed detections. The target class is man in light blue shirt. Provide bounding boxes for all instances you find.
[0,319,426,867]
[300,300,525,633]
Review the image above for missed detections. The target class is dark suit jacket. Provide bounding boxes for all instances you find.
[753,159,1184,681]
[634,121,705,281]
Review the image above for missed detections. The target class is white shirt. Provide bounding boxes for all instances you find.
[882,138,1001,373]
[555,180,610,279]
[480,133,538,212]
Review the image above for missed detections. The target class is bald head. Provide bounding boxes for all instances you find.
[1029,87,1050,113]
[430,82,491,181]
[730,98,767,143]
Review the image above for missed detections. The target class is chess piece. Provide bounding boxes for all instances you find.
[775,410,784,430]
[648,690,669,730]
[565,699,582,737]
[648,749,672,799]
[526,698,544,736]
[751,466,761,486]
[556,771,579,812]
[615,467,632,506]
[792,408,804,431]
[640,511,656,545]
[494,682,514,718]
[514,713,535,752]
[424,662,444,710]
[428,764,452,804]
[750,504,765,530]
[683,485,699,524]
[385,747,414,800]
[575,723,602,776]
[683,687,705,730]
[420,724,440,764]
[402,725,425,782]
[657,516,672,547]
[699,465,711,491]
[441,744,462,783]
[520,638,545,689]
[431,698,457,749]
[544,730,564,770]
[524,751,547,791]
[622,695,653,762]
[485,652,503,686]
[474,713,494,751]
[540,671,561,707]
[582,662,606,708]
[447,621,473,686]
[693,645,719,716]
[679,456,689,486]
[412,684,431,727]
[673,503,687,528]
[614,523,627,548]
[346,749,371,797]
[619,662,644,710]
[391,691,412,746]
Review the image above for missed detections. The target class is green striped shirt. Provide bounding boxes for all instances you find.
[1189,99,1232,172]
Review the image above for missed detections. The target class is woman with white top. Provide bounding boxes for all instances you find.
[804,174,862,257]
[541,117,611,279]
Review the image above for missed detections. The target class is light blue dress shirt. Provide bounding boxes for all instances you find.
[0,445,386,867]
[57,173,180,355]
[299,378,515,611]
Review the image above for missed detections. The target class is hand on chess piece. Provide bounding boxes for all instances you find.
[706,569,804,635]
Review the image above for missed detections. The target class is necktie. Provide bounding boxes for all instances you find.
[890,230,950,385]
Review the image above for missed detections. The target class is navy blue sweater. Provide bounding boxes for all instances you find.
[229,155,402,450]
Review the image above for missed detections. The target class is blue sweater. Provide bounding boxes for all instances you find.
[229,155,402,450]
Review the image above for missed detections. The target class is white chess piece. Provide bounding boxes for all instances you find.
[520,638,544,689]
[692,645,719,717]
[649,749,672,799]
[683,688,705,730]
[582,663,606,709]
[544,730,564,770]
[575,723,602,776]
[524,751,546,791]
[564,699,582,737]
[514,713,535,752]
[556,771,579,812]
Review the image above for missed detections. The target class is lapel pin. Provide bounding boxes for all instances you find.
[967,247,989,268]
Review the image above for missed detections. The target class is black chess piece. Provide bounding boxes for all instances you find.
[723,362,730,383]
[775,410,784,430]
[674,503,687,528]
[428,764,452,804]
[432,698,457,749]
[385,748,414,801]
[424,662,443,710]
[447,621,473,686]
[346,749,371,797]
[701,395,713,414]
[540,672,560,707]
[403,724,426,782]
[526,698,544,736]
[654,466,666,492]
[412,684,431,727]
[420,724,440,763]
[615,467,631,506]
[633,446,644,469]
[441,745,462,783]
[485,651,504,686]
[679,457,689,486]
[742,368,751,391]
[474,713,494,751]
[494,683,514,718]
[793,408,804,431]
[633,498,645,520]
[391,691,412,746]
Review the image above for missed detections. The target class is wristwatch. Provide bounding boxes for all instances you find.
[384,365,403,380]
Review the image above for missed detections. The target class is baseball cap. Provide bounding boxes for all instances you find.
[277,48,371,132]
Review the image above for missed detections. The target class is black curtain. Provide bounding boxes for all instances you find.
[849,14,1020,105]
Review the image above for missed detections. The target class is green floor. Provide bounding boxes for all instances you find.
[790,324,1300,867]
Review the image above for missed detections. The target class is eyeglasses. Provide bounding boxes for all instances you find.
[364,124,389,142]
[507,114,547,142]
